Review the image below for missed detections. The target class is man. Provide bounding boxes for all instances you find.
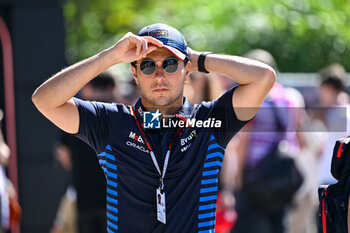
[318,63,350,186]
[32,23,275,233]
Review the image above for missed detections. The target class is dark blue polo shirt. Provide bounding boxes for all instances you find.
[73,85,249,233]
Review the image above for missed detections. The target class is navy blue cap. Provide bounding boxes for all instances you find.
[137,23,188,61]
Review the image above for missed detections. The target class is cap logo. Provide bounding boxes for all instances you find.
[149,29,168,38]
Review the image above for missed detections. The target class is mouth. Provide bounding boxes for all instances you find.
[153,88,169,93]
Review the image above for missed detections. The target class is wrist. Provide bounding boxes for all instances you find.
[198,52,213,73]
[99,47,121,67]
[187,49,200,71]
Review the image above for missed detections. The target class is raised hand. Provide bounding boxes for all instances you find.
[111,32,164,64]
[185,47,201,74]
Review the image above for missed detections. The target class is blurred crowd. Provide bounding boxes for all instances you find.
[216,51,349,233]
[0,110,21,233]
[3,49,343,233]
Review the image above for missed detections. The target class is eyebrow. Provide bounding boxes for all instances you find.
[141,56,178,61]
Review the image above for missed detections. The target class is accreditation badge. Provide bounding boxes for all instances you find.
[156,188,166,224]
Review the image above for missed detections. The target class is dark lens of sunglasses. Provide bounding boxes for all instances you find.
[140,60,156,75]
[163,58,179,73]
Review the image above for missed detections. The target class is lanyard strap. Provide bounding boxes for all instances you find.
[150,150,170,189]
[129,107,183,190]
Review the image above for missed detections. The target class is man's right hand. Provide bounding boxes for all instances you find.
[110,32,164,64]
[32,32,164,135]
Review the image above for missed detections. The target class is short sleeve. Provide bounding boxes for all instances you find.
[72,97,118,153]
[209,85,252,148]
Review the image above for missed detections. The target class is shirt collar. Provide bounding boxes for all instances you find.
[133,96,192,121]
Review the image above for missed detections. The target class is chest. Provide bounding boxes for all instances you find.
[106,119,211,177]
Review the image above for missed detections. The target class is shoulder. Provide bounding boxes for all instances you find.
[198,85,239,110]
[73,97,131,115]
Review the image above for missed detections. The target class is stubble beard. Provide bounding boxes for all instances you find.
[146,90,183,106]
[142,85,184,111]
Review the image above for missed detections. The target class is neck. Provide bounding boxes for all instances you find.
[141,99,183,118]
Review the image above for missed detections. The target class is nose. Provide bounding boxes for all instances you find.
[153,62,166,81]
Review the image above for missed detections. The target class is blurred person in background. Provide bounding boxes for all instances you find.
[284,87,325,233]
[214,75,240,233]
[0,110,9,233]
[225,49,301,233]
[184,72,223,105]
[117,78,140,106]
[319,63,349,107]
[51,72,117,233]
[318,63,350,186]
[0,110,21,233]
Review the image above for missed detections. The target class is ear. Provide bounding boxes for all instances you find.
[184,64,190,83]
[184,71,189,83]
[131,65,139,85]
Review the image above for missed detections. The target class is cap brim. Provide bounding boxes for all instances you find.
[162,45,186,61]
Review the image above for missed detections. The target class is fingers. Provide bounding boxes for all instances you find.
[146,45,158,55]
[136,38,150,59]
[186,48,200,72]
[135,39,142,57]
[185,60,197,74]
[187,47,193,54]
[119,33,164,62]
[140,36,164,57]
[133,36,160,59]
[142,39,148,57]
[143,36,164,47]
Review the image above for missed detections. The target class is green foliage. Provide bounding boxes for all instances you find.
[63,0,350,72]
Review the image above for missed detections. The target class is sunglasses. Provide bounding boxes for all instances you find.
[132,58,181,76]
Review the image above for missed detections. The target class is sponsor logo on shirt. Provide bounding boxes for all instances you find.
[126,141,149,154]
[180,130,197,146]
[126,132,149,153]
[180,130,197,152]
[129,131,145,144]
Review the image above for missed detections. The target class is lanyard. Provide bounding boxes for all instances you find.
[129,107,184,190]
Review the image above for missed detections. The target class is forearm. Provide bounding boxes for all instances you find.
[205,53,276,85]
[187,51,275,119]
[32,48,115,109]
[31,32,162,134]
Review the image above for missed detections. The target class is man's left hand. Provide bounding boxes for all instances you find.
[186,47,200,74]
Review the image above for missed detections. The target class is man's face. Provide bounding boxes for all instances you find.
[131,47,188,109]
